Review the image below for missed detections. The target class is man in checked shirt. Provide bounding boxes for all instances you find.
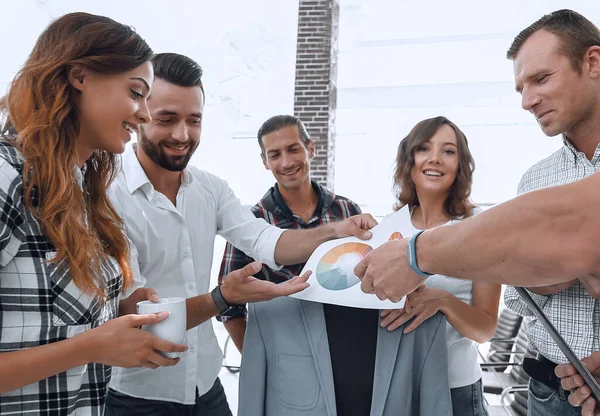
[502,10,600,416]
[217,115,431,415]
[219,115,366,351]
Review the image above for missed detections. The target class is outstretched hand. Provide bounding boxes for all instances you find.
[220,261,311,304]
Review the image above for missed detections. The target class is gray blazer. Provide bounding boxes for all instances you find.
[238,297,452,416]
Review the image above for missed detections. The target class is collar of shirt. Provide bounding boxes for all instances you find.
[265,180,335,221]
[561,135,600,166]
[121,144,193,201]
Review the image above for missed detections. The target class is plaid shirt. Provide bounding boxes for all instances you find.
[218,181,361,319]
[0,141,122,415]
[504,138,600,364]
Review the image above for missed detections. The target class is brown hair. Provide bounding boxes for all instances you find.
[0,12,153,295]
[507,9,600,72]
[393,116,475,219]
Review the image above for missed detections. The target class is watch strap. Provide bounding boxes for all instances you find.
[211,285,231,315]
[407,230,433,277]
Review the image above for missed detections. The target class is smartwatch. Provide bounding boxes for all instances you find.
[407,230,433,277]
[211,285,245,317]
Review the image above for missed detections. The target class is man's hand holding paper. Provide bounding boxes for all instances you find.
[290,206,416,309]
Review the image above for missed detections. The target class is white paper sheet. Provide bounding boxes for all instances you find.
[290,205,416,309]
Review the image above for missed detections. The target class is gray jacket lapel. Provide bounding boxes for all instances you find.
[299,300,337,416]
[370,320,403,416]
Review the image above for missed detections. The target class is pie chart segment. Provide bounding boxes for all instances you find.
[389,232,402,241]
[316,242,373,290]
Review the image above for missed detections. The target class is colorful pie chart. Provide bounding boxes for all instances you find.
[316,242,373,291]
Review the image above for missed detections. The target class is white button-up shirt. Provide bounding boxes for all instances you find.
[108,145,284,404]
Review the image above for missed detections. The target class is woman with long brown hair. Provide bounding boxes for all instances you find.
[0,12,186,414]
[380,116,501,416]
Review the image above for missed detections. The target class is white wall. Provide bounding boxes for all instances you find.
[335,0,600,215]
[0,0,299,204]
[3,0,600,213]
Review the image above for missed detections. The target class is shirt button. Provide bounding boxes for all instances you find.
[189,346,196,353]
[183,251,190,257]
[187,283,195,290]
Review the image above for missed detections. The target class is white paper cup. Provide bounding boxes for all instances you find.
[137,297,187,359]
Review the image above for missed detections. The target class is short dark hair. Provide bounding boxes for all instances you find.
[257,115,311,157]
[152,53,205,96]
[507,9,600,72]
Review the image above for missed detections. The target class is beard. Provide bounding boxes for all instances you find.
[138,128,196,172]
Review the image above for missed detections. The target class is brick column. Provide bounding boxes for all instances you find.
[293,0,339,190]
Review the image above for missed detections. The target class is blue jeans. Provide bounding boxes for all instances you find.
[528,378,581,416]
[450,378,489,416]
[104,378,232,416]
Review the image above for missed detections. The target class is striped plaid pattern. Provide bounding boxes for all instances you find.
[504,138,600,364]
[218,181,361,319]
[0,141,122,415]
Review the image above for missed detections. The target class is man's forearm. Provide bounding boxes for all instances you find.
[224,317,247,353]
[417,173,600,286]
[186,294,219,330]
[274,225,336,265]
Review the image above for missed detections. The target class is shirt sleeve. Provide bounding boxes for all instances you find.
[215,178,284,270]
[348,200,363,216]
[0,159,25,267]
[218,241,254,285]
[107,183,147,297]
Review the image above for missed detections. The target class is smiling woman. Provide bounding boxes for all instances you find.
[381,115,501,416]
[2,12,154,295]
[394,116,475,218]
[0,12,187,415]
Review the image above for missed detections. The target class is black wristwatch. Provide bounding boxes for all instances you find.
[211,285,245,317]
